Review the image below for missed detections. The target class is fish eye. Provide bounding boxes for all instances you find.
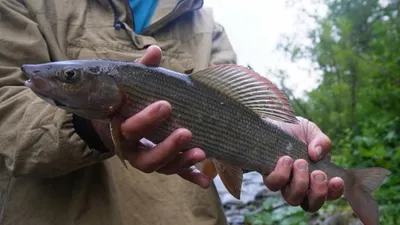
[63,69,78,81]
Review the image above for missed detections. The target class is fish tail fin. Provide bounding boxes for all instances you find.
[344,167,390,225]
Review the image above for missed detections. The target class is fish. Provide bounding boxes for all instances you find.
[21,59,390,225]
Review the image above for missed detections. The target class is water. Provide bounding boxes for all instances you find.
[215,171,271,225]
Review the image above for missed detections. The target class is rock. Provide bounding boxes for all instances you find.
[215,171,271,225]
[216,172,267,205]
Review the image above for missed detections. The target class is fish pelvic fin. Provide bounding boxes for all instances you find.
[210,159,243,199]
[189,64,299,124]
[202,159,218,180]
[110,117,128,169]
[344,167,391,225]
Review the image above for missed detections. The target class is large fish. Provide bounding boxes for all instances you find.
[21,60,390,225]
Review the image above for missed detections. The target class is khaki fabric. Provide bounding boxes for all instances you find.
[0,0,237,224]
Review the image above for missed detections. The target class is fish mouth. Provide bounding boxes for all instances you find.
[22,64,55,92]
[24,79,67,107]
[24,79,37,90]
[24,79,49,96]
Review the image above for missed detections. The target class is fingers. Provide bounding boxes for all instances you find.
[136,45,162,66]
[264,155,342,213]
[125,128,192,173]
[307,132,332,161]
[120,99,210,188]
[157,148,206,175]
[327,177,344,201]
[121,101,171,142]
[302,118,332,162]
[263,156,293,191]
[177,167,211,189]
[277,117,332,162]
[301,171,328,212]
[281,159,310,206]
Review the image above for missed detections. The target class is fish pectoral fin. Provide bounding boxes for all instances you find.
[213,159,243,199]
[110,117,128,169]
[189,64,298,124]
[202,159,218,180]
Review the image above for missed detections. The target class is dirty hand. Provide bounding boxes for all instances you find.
[93,45,210,189]
[263,117,345,212]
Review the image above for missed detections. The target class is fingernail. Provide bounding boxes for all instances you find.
[314,173,326,183]
[297,161,308,172]
[283,157,292,168]
[315,146,322,160]
[332,182,342,191]
[148,45,161,51]
[177,133,190,146]
[157,103,170,119]
[148,45,156,50]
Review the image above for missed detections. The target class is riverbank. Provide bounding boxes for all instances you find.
[215,172,362,225]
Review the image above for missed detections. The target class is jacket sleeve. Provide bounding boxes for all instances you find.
[0,0,113,178]
[209,22,238,66]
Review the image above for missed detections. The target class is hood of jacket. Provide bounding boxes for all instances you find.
[107,0,204,35]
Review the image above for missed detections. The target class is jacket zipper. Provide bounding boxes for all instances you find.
[108,0,127,30]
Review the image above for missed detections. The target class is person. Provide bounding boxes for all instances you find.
[0,0,344,224]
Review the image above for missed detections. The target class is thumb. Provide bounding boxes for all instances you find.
[136,45,163,66]
[296,117,332,162]
[307,130,332,162]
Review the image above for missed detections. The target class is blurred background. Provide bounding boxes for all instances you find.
[203,0,400,224]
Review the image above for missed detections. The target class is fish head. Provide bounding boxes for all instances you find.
[22,60,124,121]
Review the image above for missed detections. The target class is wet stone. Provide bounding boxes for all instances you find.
[215,171,270,225]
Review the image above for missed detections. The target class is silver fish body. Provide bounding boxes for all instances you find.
[104,62,336,175]
[22,59,391,225]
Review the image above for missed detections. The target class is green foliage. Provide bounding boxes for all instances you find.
[245,0,400,224]
[244,196,308,225]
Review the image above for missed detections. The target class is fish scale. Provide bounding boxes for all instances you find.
[22,59,391,225]
[115,64,343,176]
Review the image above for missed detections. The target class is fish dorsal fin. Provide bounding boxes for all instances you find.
[190,64,298,123]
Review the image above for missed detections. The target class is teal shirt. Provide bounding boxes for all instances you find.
[128,0,159,33]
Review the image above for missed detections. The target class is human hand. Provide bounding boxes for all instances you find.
[92,45,210,189]
[263,117,345,212]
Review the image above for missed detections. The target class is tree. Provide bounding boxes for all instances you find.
[246,0,400,224]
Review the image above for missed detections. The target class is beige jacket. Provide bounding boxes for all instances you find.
[0,0,237,224]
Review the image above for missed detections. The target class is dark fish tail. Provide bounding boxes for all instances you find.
[344,167,390,225]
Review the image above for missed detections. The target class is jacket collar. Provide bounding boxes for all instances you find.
[108,0,204,34]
